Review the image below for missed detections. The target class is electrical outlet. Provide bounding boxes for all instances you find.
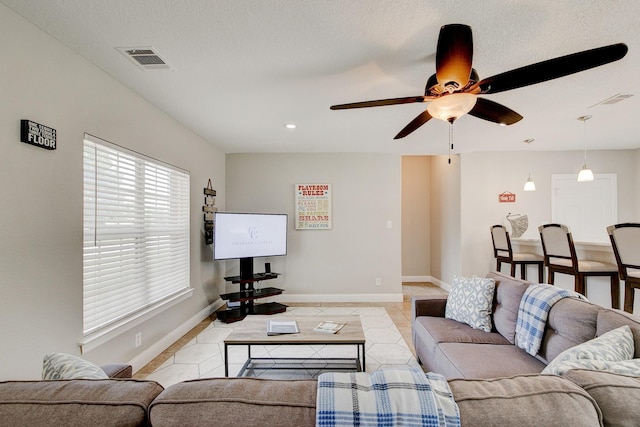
[135,332,142,348]
[375,278,382,286]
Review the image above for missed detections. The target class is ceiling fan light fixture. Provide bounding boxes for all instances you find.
[427,93,477,122]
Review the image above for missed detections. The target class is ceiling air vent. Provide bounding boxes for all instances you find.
[589,93,634,108]
[117,47,172,70]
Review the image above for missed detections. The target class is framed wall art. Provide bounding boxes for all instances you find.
[295,183,332,230]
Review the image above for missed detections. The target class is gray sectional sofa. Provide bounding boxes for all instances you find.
[3,369,640,426]
[2,271,640,426]
[411,271,640,379]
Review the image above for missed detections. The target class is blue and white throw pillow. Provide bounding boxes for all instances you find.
[445,276,495,332]
[42,352,109,380]
[542,325,637,376]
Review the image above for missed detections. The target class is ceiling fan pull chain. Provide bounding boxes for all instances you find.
[448,121,453,164]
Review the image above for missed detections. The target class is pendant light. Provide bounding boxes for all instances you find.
[577,115,594,182]
[523,139,536,191]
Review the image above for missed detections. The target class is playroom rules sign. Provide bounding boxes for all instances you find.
[295,184,332,230]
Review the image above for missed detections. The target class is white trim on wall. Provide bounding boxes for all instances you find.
[127,298,225,373]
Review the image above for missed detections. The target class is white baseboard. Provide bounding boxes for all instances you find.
[277,293,403,303]
[427,277,451,292]
[402,276,450,292]
[402,276,431,283]
[128,298,226,374]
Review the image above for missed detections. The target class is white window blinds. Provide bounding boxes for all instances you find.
[83,135,190,335]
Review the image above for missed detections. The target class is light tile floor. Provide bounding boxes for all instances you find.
[134,283,447,387]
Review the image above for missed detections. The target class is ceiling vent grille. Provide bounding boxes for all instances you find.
[117,47,171,70]
[589,93,634,108]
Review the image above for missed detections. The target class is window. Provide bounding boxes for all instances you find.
[83,134,190,337]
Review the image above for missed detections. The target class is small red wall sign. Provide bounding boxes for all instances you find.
[499,192,516,203]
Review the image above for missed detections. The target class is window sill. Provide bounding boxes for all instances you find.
[79,287,194,354]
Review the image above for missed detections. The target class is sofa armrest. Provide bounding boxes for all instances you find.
[411,296,448,322]
[101,364,133,378]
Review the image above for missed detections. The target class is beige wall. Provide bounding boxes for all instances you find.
[401,156,431,279]
[458,149,638,308]
[0,5,226,379]
[225,153,403,300]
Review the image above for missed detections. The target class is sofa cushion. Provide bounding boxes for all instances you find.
[445,276,495,332]
[561,369,640,427]
[42,352,108,380]
[542,325,635,375]
[435,343,546,379]
[415,317,511,345]
[486,271,530,344]
[0,379,163,427]
[536,297,600,364]
[412,316,510,373]
[449,374,602,427]
[149,378,317,427]
[597,308,640,358]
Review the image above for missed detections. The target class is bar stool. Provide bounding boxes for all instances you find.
[490,225,544,282]
[538,223,619,308]
[607,223,640,313]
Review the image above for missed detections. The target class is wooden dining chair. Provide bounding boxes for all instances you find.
[607,223,640,313]
[490,225,544,282]
[538,223,619,308]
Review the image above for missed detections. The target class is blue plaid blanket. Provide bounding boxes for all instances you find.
[515,283,586,356]
[316,368,460,427]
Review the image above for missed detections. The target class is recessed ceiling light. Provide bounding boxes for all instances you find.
[285,123,296,129]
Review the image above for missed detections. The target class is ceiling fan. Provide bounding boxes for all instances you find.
[330,24,628,140]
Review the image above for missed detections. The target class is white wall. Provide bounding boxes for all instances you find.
[0,5,226,379]
[459,149,638,308]
[429,155,461,288]
[401,156,430,279]
[225,153,402,301]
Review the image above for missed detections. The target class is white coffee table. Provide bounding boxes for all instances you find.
[223,316,365,377]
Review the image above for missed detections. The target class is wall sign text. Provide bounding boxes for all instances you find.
[21,120,57,150]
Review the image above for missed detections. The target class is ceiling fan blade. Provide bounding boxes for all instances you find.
[473,43,628,94]
[393,110,433,139]
[436,24,473,89]
[330,96,431,110]
[468,97,523,125]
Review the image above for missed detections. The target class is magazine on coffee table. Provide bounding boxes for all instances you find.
[267,320,300,336]
[313,320,345,334]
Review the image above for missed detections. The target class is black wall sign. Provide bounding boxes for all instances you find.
[20,120,57,150]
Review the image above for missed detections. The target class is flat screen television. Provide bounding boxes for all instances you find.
[213,212,288,279]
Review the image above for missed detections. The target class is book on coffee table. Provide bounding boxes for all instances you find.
[313,321,345,334]
[267,320,300,335]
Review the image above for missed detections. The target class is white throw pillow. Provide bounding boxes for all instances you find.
[545,358,640,377]
[42,352,109,380]
[542,325,635,376]
[445,276,495,332]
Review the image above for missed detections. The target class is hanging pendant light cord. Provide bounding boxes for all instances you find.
[578,114,592,167]
[583,118,588,167]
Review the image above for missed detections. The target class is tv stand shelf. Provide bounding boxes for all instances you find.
[223,272,280,284]
[216,273,287,323]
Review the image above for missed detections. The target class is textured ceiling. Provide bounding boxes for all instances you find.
[2,0,638,154]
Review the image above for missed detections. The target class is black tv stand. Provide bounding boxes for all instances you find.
[216,272,287,323]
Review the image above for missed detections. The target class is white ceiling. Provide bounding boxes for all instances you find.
[2,0,639,155]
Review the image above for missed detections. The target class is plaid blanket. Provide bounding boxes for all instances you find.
[316,368,460,427]
[515,283,586,356]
